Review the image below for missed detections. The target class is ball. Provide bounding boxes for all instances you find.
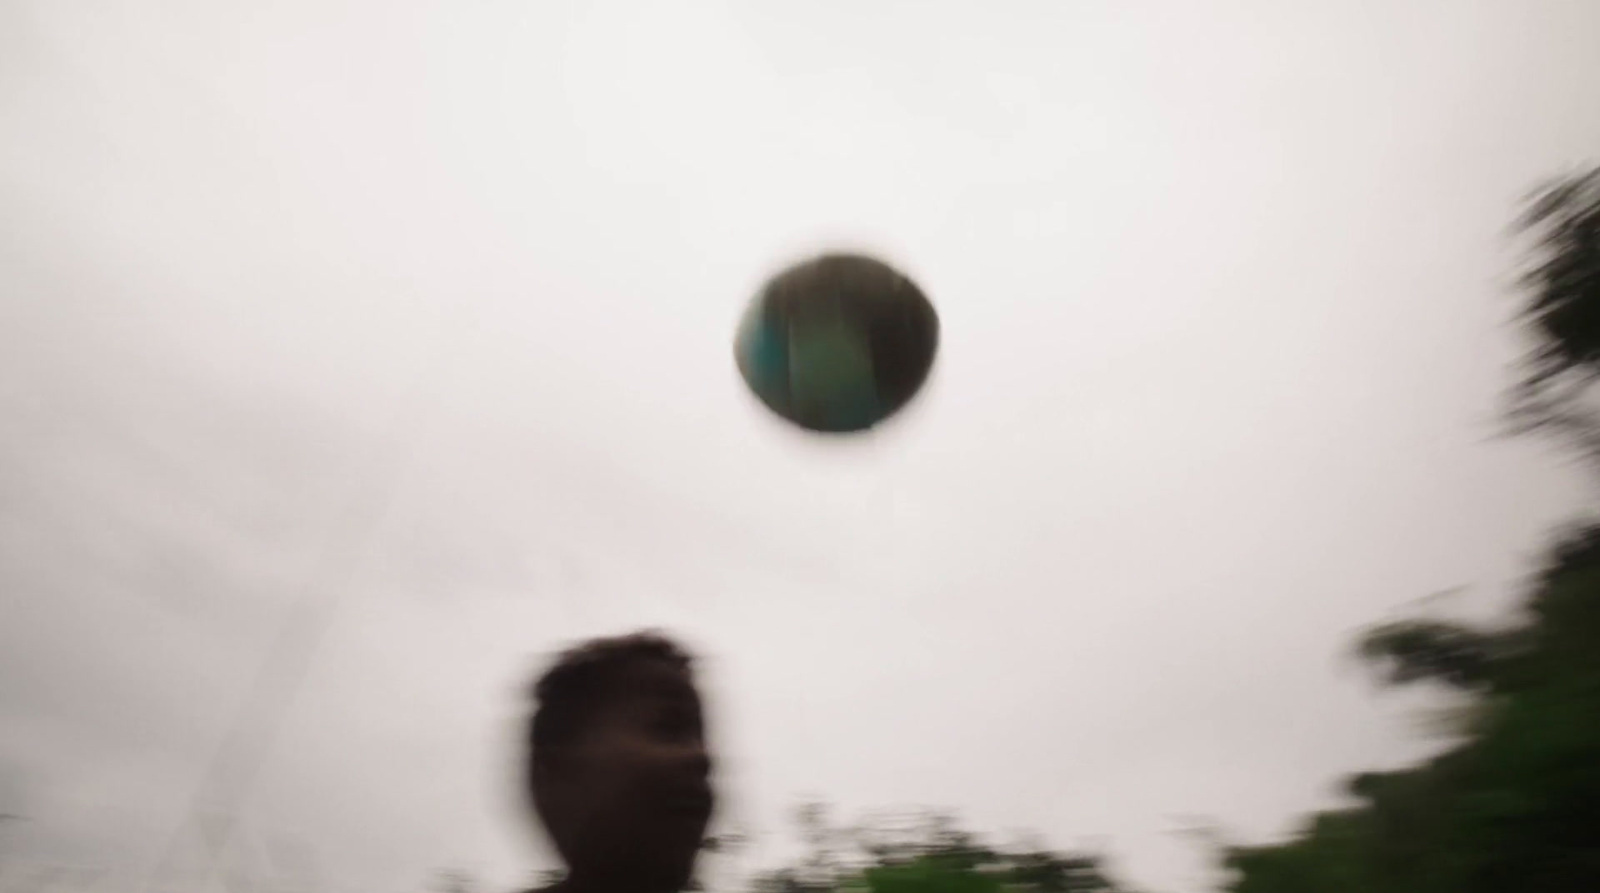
[735,253,939,433]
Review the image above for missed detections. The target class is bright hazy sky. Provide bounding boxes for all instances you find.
[4,2,1600,892]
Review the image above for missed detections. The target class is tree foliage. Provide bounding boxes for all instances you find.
[1225,524,1600,892]
[750,806,1136,893]
[1224,167,1600,892]
[1510,168,1600,457]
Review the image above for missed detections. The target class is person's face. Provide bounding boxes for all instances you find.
[540,659,715,892]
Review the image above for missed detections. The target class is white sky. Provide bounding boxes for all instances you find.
[3,2,1600,892]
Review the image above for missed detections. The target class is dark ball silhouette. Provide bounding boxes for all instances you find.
[734,253,939,433]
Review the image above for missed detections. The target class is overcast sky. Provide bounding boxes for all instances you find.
[4,2,1600,892]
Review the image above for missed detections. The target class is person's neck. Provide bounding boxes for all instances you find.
[549,867,678,893]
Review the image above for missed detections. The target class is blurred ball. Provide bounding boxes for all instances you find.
[735,253,939,433]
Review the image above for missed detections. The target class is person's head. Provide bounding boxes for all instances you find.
[526,631,714,893]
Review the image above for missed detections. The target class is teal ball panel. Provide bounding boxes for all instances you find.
[735,253,938,433]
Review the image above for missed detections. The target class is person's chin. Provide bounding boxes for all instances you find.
[647,819,708,888]
[650,860,697,893]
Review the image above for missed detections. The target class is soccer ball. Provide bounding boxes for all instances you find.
[735,253,939,433]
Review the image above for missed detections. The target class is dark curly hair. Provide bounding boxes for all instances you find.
[526,630,695,761]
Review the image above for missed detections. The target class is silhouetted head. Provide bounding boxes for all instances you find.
[526,631,714,893]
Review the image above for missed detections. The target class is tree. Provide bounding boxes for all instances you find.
[1509,169,1600,462]
[750,806,1136,893]
[1223,166,1600,892]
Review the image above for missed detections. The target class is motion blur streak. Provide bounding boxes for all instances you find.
[3,2,1600,893]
